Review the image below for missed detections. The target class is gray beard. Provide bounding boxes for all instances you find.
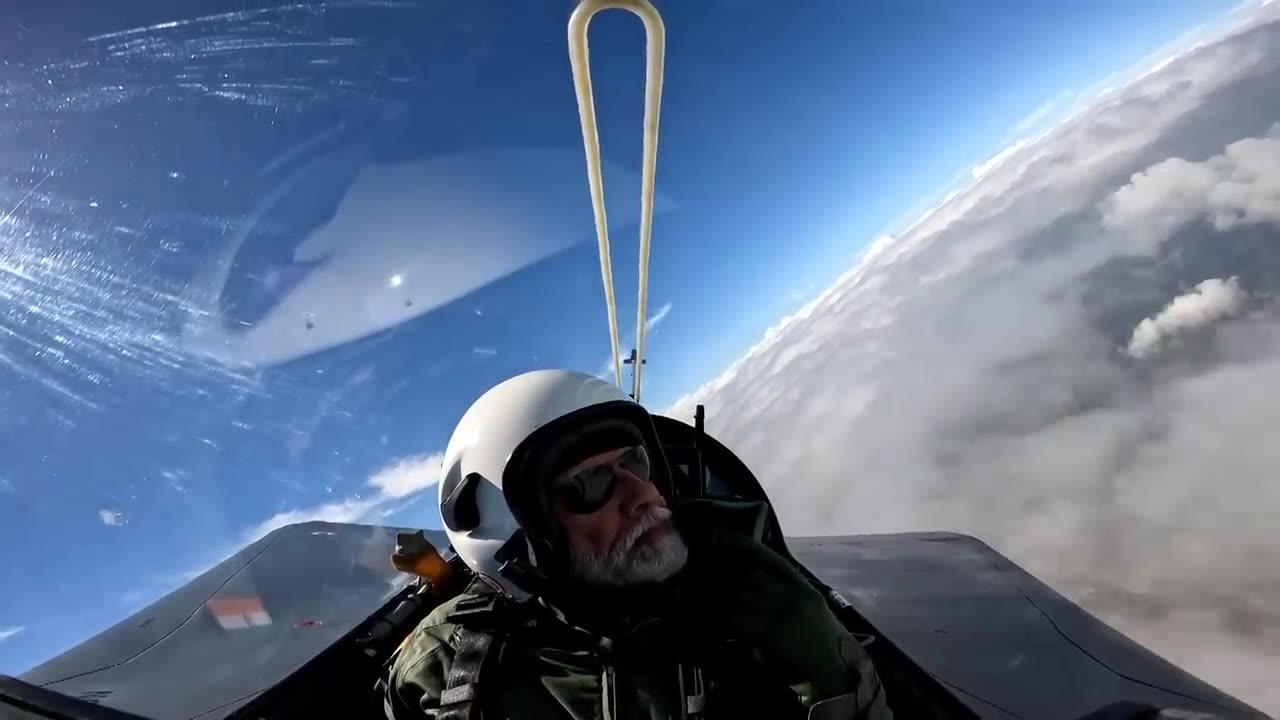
[568,507,689,586]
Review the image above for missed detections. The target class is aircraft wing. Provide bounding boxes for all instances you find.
[790,532,1268,719]
[14,522,1268,720]
[19,521,444,720]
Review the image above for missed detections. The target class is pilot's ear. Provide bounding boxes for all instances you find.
[441,472,483,532]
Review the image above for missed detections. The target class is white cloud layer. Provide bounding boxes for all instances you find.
[0,626,23,643]
[1128,277,1247,358]
[671,8,1280,715]
[1103,126,1280,253]
[242,452,442,543]
[646,302,673,332]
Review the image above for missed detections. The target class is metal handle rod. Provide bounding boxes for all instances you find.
[568,0,666,402]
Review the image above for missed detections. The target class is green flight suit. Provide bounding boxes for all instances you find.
[381,531,893,720]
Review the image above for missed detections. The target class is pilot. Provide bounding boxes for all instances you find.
[381,369,892,719]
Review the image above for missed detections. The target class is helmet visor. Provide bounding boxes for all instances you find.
[548,445,651,514]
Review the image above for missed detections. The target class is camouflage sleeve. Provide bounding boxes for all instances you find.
[784,623,893,720]
[382,608,459,720]
[676,525,894,719]
[833,633,892,719]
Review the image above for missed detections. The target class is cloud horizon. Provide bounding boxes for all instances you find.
[670,6,1280,714]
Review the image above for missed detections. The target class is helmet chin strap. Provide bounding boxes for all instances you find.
[494,529,557,600]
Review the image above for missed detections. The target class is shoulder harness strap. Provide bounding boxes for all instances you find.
[437,590,514,720]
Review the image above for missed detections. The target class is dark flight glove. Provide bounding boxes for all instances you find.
[674,502,891,717]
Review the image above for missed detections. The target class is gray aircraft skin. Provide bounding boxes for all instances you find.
[792,533,1267,719]
[14,520,422,720]
[3,415,1271,720]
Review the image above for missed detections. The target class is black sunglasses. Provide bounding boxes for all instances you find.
[550,445,652,515]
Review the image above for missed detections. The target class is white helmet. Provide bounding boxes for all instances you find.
[438,368,673,600]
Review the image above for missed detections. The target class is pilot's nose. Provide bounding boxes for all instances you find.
[615,466,663,516]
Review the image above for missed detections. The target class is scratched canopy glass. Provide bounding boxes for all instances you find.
[1,1,895,715]
[3,2,1274,719]
[0,0,683,701]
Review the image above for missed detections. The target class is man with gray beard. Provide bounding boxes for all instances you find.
[382,369,891,720]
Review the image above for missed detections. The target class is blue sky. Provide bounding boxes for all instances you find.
[0,0,1241,675]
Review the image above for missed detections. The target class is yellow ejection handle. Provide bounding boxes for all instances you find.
[568,0,665,403]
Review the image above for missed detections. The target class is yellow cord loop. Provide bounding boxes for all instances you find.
[568,0,665,402]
